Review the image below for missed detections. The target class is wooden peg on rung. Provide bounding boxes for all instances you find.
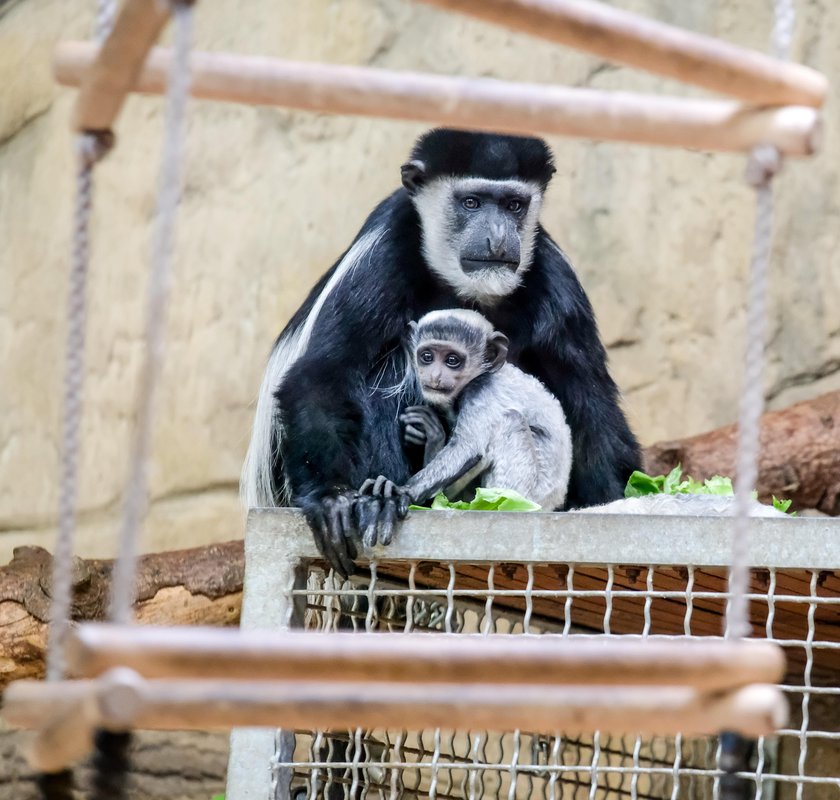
[71,0,171,133]
[5,680,99,772]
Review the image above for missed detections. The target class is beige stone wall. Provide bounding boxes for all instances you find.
[2,0,839,560]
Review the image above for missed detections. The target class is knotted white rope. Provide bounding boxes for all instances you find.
[109,0,194,624]
[45,0,117,684]
[725,0,795,640]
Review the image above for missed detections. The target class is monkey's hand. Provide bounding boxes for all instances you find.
[297,490,359,579]
[401,406,446,466]
[356,476,411,549]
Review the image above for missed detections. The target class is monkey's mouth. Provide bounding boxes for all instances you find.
[422,385,454,399]
[460,258,519,274]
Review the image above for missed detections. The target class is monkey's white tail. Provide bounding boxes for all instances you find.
[240,227,387,509]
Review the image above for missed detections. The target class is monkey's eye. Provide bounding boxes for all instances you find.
[507,199,524,213]
[444,353,463,369]
[462,196,480,211]
[419,350,434,364]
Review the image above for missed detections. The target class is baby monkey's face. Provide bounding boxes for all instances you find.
[414,339,479,408]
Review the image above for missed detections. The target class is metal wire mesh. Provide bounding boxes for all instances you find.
[270,557,840,800]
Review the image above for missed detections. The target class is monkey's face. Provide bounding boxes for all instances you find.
[413,340,476,408]
[406,175,543,306]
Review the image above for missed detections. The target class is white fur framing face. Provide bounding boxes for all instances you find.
[412,176,543,306]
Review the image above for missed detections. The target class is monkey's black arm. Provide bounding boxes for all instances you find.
[277,253,411,575]
[525,239,642,508]
[404,438,485,505]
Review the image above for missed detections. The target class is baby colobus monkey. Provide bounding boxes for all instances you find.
[360,309,573,523]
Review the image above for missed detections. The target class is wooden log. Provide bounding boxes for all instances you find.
[53,42,822,157]
[418,0,828,108]
[66,625,785,691]
[645,390,840,515]
[4,672,788,742]
[0,543,242,691]
[72,0,171,132]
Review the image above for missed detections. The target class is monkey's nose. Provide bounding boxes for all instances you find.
[487,235,506,259]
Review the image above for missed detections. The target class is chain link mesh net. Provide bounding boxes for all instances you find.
[267,558,839,800]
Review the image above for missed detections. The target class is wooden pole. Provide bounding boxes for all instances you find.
[53,42,822,156]
[4,673,788,756]
[72,0,171,132]
[417,0,828,108]
[66,625,786,691]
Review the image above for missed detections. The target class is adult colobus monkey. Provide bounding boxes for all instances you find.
[242,128,641,576]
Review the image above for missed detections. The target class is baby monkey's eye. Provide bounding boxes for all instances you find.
[419,350,434,364]
[445,353,463,369]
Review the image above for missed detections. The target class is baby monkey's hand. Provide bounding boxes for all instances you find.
[401,405,446,465]
[356,476,412,549]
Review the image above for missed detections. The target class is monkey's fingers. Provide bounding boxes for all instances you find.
[359,478,376,495]
[334,494,359,561]
[404,426,427,445]
[403,419,428,432]
[407,407,442,425]
[378,499,398,546]
[402,411,435,427]
[357,496,381,549]
[305,506,350,580]
[372,475,388,497]
[402,405,429,415]
[323,498,357,578]
[396,490,411,518]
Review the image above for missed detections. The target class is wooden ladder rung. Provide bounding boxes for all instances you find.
[65,624,785,691]
[4,669,788,772]
[418,0,828,108]
[53,42,822,157]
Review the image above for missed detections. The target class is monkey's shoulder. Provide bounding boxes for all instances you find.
[466,364,566,423]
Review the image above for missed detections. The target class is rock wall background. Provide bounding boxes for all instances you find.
[1,0,839,560]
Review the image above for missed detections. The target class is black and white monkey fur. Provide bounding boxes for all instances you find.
[361,309,573,517]
[242,128,641,576]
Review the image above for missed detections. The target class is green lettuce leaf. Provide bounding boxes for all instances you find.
[623,469,794,513]
[703,475,734,495]
[624,470,665,498]
[411,487,541,512]
[772,495,796,515]
[662,465,684,494]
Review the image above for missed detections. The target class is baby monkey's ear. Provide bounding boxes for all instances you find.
[407,320,419,342]
[486,331,509,373]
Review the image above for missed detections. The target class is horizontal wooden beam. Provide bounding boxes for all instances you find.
[53,42,822,156]
[72,0,171,132]
[66,625,786,691]
[4,670,788,771]
[417,0,828,108]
